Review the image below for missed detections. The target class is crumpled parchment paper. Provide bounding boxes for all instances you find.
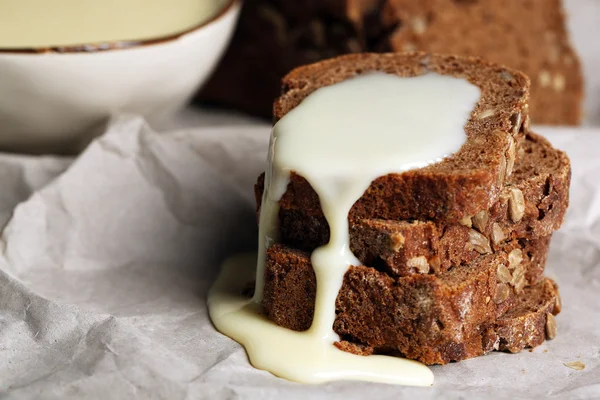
[0,115,599,400]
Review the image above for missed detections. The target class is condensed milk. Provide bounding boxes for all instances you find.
[0,0,227,48]
[209,72,481,385]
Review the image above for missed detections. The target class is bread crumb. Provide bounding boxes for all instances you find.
[564,361,585,371]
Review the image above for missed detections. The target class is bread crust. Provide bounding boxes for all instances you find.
[269,53,529,222]
[250,53,569,366]
[256,132,570,281]
[263,244,560,364]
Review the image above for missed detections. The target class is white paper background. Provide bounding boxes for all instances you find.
[563,0,600,125]
[1,2,600,398]
[0,117,598,400]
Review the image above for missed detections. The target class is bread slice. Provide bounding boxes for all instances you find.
[269,52,529,223]
[200,0,582,125]
[382,0,583,125]
[335,277,561,357]
[276,208,552,285]
[256,133,570,281]
[263,241,557,365]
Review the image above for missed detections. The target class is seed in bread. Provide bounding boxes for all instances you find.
[263,244,560,365]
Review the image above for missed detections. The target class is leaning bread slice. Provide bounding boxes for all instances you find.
[256,132,570,281]
[383,0,583,125]
[262,240,554,365]
[201,0,582,125]
[273,52,530,222]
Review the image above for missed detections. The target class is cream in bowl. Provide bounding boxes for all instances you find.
[0,0,240,153]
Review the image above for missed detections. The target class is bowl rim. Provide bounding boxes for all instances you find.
[0,0,238,54]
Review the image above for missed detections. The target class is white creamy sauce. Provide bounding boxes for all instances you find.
[208,253,433,385]
[0,0,226,48]
[209,72,481,385]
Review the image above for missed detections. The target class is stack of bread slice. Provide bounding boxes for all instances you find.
[254,53,570,365]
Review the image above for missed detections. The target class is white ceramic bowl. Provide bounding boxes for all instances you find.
[0,0,240,153]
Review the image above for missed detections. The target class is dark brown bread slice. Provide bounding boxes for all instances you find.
[277,209,551,285]
[263,243,560,364]
[263,243,502,364]
[200,0,380,116]
[383,0,583,125]
[335,277,561,356]
[257,132,570,281]
[268,52,530,222]
[200,0,582,125]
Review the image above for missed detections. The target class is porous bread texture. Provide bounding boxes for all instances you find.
[251,53,569,366]
[263,243,560,364]
[255,133,570,281]
[272,52,530,223]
